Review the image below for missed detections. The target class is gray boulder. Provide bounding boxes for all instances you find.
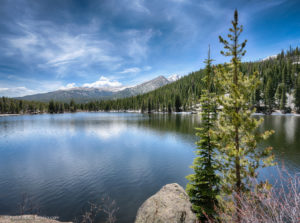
[135,183,197,223]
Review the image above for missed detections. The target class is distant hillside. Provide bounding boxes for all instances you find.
[16,75,180,103]
[16,88,115,103]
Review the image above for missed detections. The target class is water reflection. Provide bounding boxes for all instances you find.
[261,116,300,173]
[0,113,299,222]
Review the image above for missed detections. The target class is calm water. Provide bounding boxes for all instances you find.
[0,113,299,222]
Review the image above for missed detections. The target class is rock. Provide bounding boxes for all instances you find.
[0,215,71,223]
[135,183,197,223]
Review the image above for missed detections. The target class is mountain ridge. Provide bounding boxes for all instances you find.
[16,75,180,103]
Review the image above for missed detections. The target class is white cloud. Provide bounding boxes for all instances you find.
[82,76,122,88]
[8,31,39,56]
[59,83,77,90]
[119,66,152,74]
[44,35,121,68]
[119,67,141,74]
[0,86,37,97]
[0,74,75,97]
[124,29,154,62]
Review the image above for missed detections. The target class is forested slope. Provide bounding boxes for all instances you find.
[82,47,300,113]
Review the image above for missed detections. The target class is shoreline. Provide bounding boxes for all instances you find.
[0,114,21,117]
[1,110,300,117]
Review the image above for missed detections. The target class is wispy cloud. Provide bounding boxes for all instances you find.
[119,67,141,74]
[0,87,37,97]
[4,21,123,77]
[128,0,150,14]
[119,66,151,74]
[0,74,73,96]
[124,29,154,62]
[2,17,156,80]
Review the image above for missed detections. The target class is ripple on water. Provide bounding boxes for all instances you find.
[0,113,299,222]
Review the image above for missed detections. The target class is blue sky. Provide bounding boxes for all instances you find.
[0,0,299,97]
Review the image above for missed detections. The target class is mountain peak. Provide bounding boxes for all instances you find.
[262,54,278,61]
[152,75,168,81]
[167,74,180,82]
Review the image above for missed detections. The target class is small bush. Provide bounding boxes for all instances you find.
[218,169,300,223]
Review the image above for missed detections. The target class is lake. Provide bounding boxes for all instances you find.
[0,113,299,222]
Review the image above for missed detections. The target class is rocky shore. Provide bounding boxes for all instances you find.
[0,183,196,223]
[0,215,71,223]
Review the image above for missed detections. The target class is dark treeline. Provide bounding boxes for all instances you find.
[0,97,78,114]
[1,47,300,115]
[0,97,47,114]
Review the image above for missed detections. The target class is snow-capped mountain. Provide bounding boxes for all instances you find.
[167,74,181,82]
[17,75,179,103]
[119,76,170,97]
[262,54,278,61]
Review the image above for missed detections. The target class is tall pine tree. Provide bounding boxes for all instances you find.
[186,47,220,221]
[217,9,274,219]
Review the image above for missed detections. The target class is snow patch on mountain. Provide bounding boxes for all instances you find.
[65,86,126,92]
[262,55,278,61]
[167,74,180,82]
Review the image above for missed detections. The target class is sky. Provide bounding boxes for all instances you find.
[0,0,299,97]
